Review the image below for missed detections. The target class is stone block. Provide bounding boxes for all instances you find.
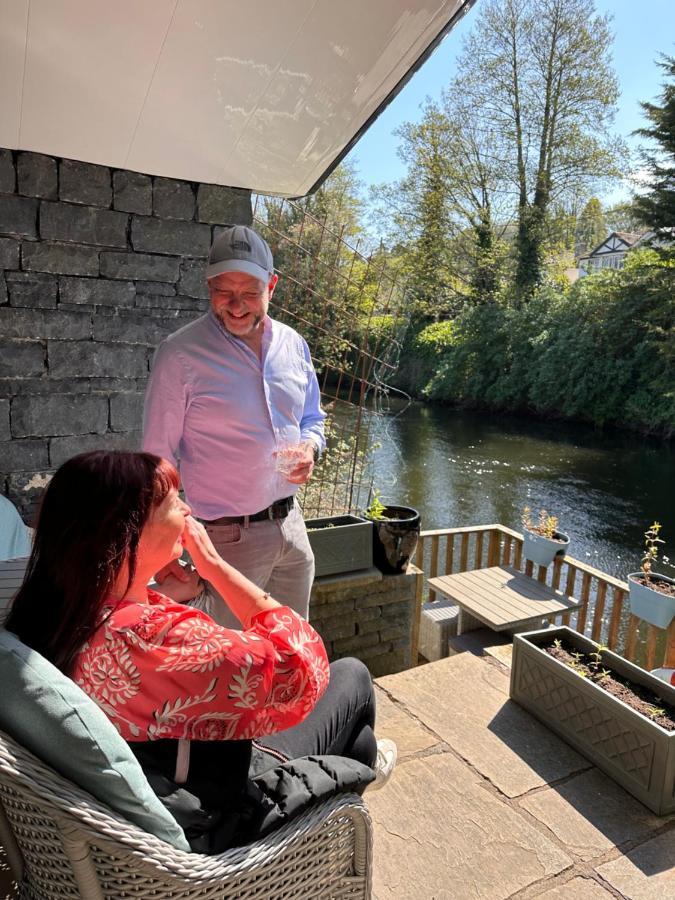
[5,271,57,308]
[135,293,206,311]
[332,631,383,654]
[0,438,49,471]
[153,178,196,220]
[109,392,144,431]
[595,831,675,898]
[0,399,9,441]
[93,309,177,345]
[367,752,570,900]
[22,241,99,276]
[131,216,210,258]
[60,159,111,207]
[366,648,409,679]
[315,609,357,638]
[197,185,252,224]
[378,622,408,643]
[48,341,148,378]
[17,153,57,199]
[377,653,588,798]
[49,430,141,467]
[0,195,38,239]
[0,340,45,378]
[0,236,20,269]
[0,307,91,340]
[0,376,135,397]
[40,202,128,248]
[0,273,5,304]
[12,393,108,437]
[315,619,355,642]
[178,258,209,298]
[100,251,179,282]
[59,276,135,307]
[6,470,54,525]
[0,150,15,192]
[536,879,614,900]
[113,171,152,215]
[372,685,439,757]
[418,599,459,662]
[134,280,176,296]
[520,769,666,863]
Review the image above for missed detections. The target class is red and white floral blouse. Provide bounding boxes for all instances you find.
[71,590,330,742]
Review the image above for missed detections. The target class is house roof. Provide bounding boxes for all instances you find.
[0,0,475,198]
[579,231,647,261]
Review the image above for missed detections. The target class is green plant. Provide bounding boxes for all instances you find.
[641,522,666,583]
[646,706,666,720]
[364,490,388,521]
[521,506,559,539]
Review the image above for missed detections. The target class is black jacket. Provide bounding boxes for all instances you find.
[131,738,374,854]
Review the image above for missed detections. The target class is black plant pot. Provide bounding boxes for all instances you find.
[369,505,421,575]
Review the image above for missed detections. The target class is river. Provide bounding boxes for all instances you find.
[362,398,675,583]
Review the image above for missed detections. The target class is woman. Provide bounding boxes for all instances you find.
[7,450,396,852]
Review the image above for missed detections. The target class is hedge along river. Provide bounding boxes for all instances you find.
[348,398,675,661]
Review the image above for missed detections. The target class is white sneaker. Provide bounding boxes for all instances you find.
[368,738,397,792]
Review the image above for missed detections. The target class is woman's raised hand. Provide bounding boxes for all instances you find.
[181,516,223,578]
[181,516,281,627]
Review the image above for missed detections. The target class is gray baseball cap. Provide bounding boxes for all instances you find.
[206,225,274,283]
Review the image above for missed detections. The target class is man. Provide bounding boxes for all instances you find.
[142,225,326,627]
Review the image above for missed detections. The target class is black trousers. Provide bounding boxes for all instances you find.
[251,657,378,775]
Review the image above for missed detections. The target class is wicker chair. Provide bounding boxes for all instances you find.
[0,729,373,899]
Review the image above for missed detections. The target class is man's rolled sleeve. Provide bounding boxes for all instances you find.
[299,338,326,454]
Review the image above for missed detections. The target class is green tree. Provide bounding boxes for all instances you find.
[576,198,606,252]
[604,200,644,235]
[371,97,509,318]
[459,0,622,298]
[633,55,675,235]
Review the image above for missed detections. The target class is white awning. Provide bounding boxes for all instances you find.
[0,0,474,197]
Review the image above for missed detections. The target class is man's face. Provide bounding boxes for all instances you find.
[208,271,277,338]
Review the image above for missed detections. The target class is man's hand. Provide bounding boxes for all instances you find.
[286,441,316,485]
[156,567,203,603]
[154,558,191,584]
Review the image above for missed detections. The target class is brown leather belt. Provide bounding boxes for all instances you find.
[202,496,294,526]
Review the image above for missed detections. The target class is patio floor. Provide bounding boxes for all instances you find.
[1,641,673,899]
[369,643,675,899]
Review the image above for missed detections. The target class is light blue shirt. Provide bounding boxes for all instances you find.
[142,312,326,520]
[0,495,32,561]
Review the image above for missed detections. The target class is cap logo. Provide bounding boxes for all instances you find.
[231,240,251,252]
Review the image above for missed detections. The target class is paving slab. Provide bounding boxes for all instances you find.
[535,876,614,898]
[484,643,513,668]
[595,831,675,899]
[520,769,669,861]
[368,751,571,900]
[377,654,588,797]
[374,685,438,757]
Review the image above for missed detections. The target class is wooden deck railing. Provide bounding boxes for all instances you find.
[414,524,675,671]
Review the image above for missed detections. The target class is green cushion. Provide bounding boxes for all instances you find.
[0,629,189,851]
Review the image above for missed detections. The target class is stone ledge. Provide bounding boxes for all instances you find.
[311,566,382,595]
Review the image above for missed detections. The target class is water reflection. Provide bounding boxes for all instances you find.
[360,399,674,581]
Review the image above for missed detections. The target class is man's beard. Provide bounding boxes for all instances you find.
[216,311,262,336]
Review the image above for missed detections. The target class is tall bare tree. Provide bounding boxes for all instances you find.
[460,0,622,297]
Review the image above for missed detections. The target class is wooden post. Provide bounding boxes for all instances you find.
[409,566,424,667]
[664,618,675,668]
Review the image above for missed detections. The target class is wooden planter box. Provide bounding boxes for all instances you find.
[305,515,373,578]
[510,626,675,815]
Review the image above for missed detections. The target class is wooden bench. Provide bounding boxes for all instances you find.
[427,565,582,636]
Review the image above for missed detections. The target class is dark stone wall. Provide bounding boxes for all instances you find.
[0,148,251,522]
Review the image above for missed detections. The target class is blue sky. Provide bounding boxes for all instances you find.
[346,0,674,205]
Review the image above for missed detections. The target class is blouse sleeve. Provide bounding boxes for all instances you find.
[81,601,330,743]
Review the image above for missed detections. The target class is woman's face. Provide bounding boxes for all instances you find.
[138,488,191,569]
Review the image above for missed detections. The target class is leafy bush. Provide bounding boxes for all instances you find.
[409,252,675,435]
